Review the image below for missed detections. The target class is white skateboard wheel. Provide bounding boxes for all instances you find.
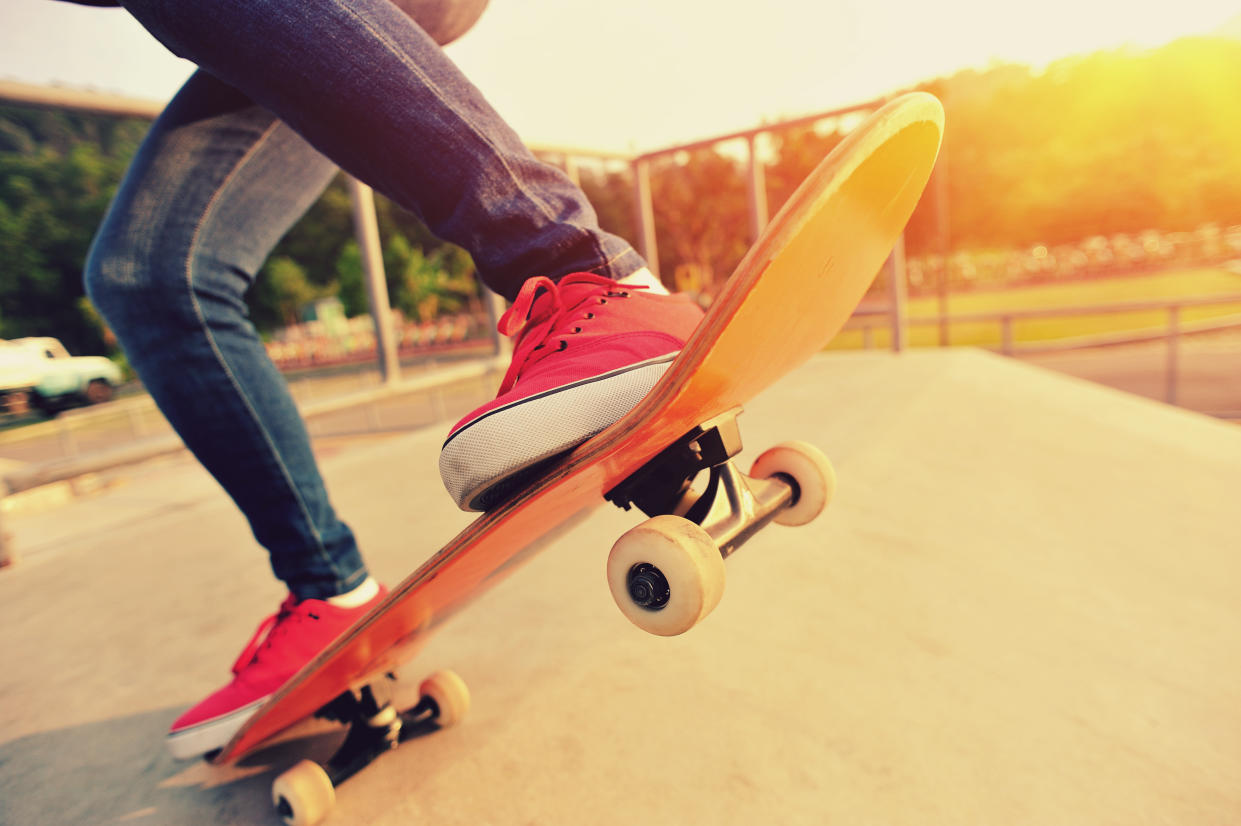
[749,441,837,527]
[607,515,726,636]
[420,669,470,727]
[272,759,335,826]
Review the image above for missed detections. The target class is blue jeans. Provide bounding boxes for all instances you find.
[85,0,645,599]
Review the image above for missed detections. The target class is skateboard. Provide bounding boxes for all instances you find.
[216,92,944,826]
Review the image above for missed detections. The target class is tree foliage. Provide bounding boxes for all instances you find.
[0,104,477,354]
[924,38,1241,250]
[0,106,145,354]
[574,36,1241,292]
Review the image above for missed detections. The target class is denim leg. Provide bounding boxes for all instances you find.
[117,0,645,301]
[85,71,366,600]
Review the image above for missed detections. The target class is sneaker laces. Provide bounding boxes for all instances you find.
[496,273,644,395]
[230,595,309,675]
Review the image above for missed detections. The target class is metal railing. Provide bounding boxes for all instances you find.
[537,97,913,354]
[626,98,885,273]
[848,294,1241,413]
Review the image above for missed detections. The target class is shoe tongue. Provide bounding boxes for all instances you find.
[554,280,607,309]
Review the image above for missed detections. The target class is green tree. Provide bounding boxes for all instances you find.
[384,234,478,322]
[0,107,144,354]
[257,256,326,326]
[333,241,370,317]
[648,148,749,294]
[578,163,637,244]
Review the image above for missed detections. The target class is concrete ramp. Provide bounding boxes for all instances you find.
[0,350,1237,825]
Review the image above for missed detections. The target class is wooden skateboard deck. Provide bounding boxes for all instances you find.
[218,92,943,809]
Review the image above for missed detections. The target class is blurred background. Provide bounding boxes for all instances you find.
[0,0,1239,467]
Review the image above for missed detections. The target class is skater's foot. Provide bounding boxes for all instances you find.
[439,270,704,511]
[166,581,386,759]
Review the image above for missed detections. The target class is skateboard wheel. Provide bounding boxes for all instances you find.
[272,759,335,826]
[750,441,836,527]
[420,669,470,727]
[607,515,726,636]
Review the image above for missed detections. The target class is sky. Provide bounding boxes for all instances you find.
[2,0,1239,152]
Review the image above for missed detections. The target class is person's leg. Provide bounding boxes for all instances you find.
[85,70,365,601]
[117,0,645,301]
[87,70,390,759]
[115,0,703,511]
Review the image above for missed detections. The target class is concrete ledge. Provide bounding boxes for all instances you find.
[0,358,504,496]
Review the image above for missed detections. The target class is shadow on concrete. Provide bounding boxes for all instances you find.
[0,705,413,826]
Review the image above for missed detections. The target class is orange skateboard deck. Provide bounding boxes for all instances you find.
[219,91,943,824]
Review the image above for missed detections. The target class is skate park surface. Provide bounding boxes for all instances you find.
[1,349,1238,825]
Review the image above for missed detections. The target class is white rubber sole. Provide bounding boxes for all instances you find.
[440,354,676,511]
[165,696,268,760]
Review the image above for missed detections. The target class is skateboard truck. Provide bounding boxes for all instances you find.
[303,681,419,792]
[604,410,835,636]
[605,409,799,556]
[271,671,470,826]
[605,410,745,517]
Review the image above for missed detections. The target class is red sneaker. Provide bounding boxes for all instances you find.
[439,272,704,511]
[166,588,387,759]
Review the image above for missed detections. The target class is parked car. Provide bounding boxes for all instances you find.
[0,347,41,415]
[0,337,123,413]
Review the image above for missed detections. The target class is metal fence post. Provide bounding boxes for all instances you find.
[1166,305,1181,405]
[0,499,12,568]
[631,158,659,279]
[745,133,769,243]
[932,126,952,349]
[348,177,401,385]
[887,234,908,353]
[1001,316,1015,355]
